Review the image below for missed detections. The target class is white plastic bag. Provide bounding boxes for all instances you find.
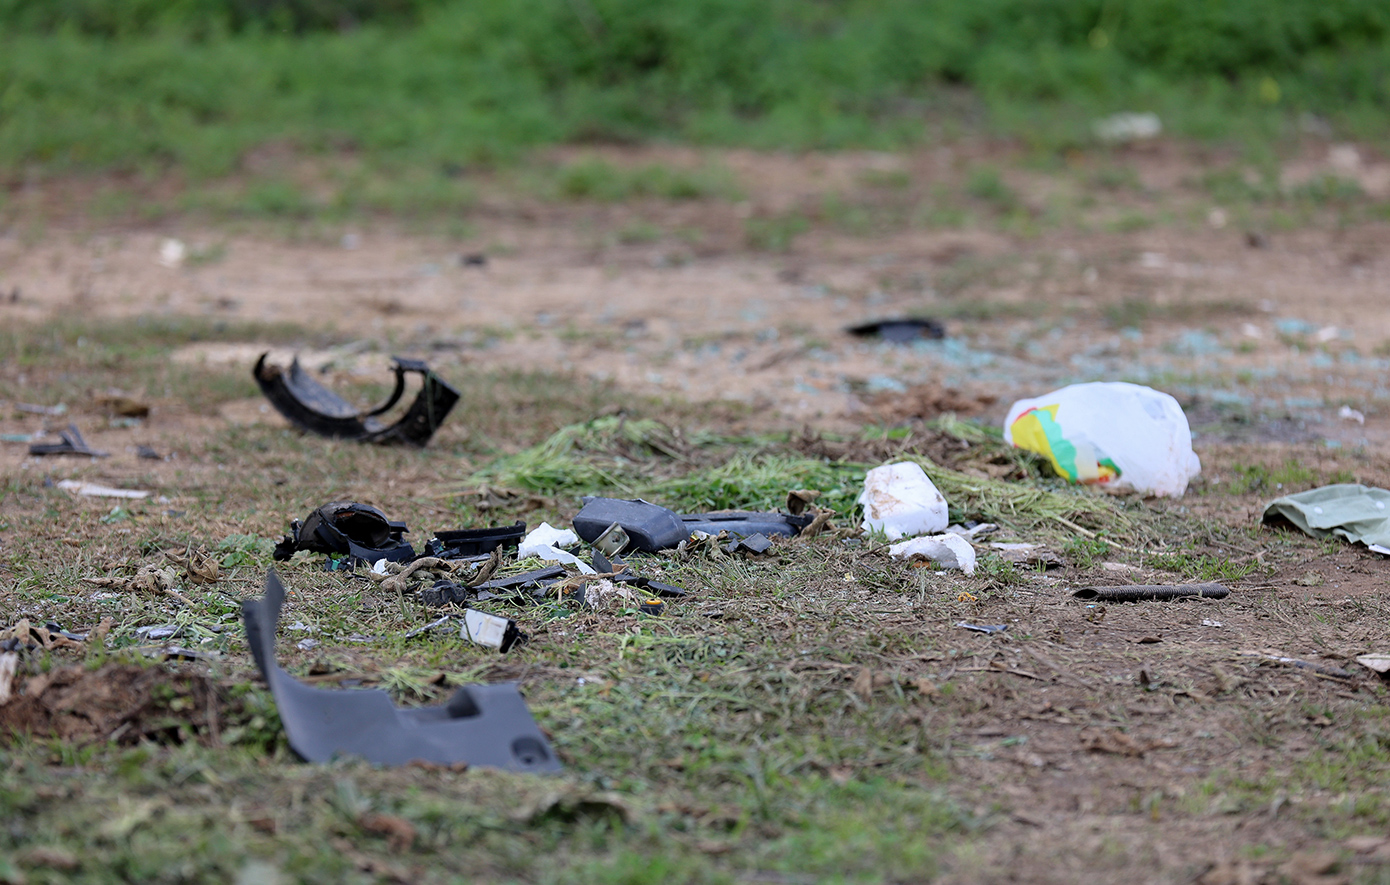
[888,534,977,574]
[858,462,949,540]
[519,522,596,574]
[1003,382,1200,497]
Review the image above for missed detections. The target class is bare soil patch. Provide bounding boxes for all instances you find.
[0,663,222,747]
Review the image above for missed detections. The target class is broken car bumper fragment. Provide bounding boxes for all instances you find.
[244,571,560,771]
[254,353,459,447]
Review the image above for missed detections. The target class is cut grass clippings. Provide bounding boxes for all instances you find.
[463,418,1158,547]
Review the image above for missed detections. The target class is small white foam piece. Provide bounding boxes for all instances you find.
[158,238,186,268]
[519,522,594,573]
[0,652,18,704]
[520,522,579,552]
[858,462,949,540]
[1339,405,1366,425]
[888,534,977,575]
[56,480,149,499]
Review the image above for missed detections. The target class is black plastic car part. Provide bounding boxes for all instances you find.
[244,571,561,771]
[572,498,689,552]
[723,532,773,555]
[682,511,812,539]
[254,353,460,447]
[424,522,527,559]
[845,317,945,343]
[28,424,109,457]
[273,501,414,563]
[421,565,570,607]
[572,497,812,553]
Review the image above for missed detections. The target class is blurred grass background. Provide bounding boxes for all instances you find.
[0,0,1387,182]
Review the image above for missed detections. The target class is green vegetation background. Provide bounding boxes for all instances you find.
[0,0,1387,176]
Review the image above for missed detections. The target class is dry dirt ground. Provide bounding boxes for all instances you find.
[2,141,1390,884]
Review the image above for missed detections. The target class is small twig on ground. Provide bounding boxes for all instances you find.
[1051,514,1138,552]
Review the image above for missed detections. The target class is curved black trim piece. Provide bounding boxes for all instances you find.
[254,353,460,448]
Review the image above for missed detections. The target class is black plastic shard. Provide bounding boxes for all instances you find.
[425,522,527,559]
[28,424,109,457]
[845,317,946,343]
[254,353,459,447]
[682,511,813,539]
[243,571,561,771]
[573,497,814,553]
[273,501,413,563]
[723,532,773,555]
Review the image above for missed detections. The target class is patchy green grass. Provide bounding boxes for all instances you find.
[465,417,1162,546]
[1147,550,1261,582]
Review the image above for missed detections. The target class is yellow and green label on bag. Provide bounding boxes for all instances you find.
[1009,405,1121,485]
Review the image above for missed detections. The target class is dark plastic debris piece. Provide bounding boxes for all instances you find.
[590,546,621,575]
[44,622,88,641]
[254,352,459,447]
[420,579,468,607]
[425,522,526,559]
[573,497,812,553]
[573,498,689,552]
[28,424,108,457]
[1072,583,1229,602]
[684,511,812,539]
[723,533,773,555]
[611,572,687,598]
[244,571,560,771]
[846,318,946,343]
[474,565,568,593]
[421,565,568,606]
[274,501,413,563]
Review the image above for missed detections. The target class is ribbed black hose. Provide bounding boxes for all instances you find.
[1072,583,1229,602]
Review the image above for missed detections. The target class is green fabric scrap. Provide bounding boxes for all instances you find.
[1262,484,1390,552]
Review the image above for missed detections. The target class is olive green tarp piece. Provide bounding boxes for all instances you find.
[1262,484,1390,554]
